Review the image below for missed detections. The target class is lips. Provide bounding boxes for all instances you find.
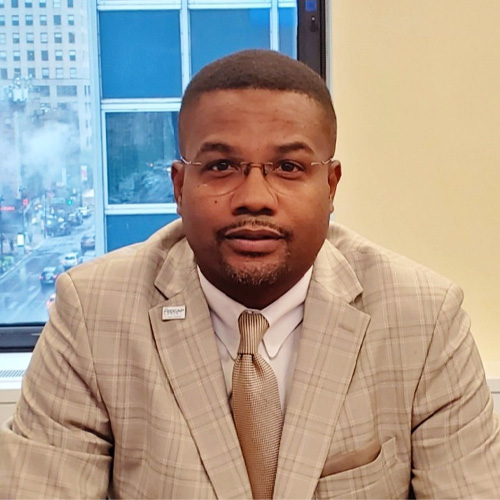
[223,226,285,254]
[225,227,283,240]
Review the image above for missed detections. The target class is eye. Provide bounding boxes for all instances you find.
[205,159,238,173]
[275,160,305,173]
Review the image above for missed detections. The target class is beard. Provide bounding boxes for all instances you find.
[219,252,291,288]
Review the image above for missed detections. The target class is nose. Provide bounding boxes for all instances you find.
[230,165,278,215]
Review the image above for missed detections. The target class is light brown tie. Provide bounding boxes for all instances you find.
[232,311,283,500]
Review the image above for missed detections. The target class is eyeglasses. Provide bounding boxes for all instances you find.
[179,155,335,195]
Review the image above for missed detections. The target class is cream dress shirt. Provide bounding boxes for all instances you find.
[198,267,312,411]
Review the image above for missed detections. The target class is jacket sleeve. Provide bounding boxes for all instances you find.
[0,272,113,499]
[411,283,500,498]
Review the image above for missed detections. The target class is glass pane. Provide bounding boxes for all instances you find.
[279,6,297,58]
[0,0,95,325]
[99,10,182,99]
[106,213,178,251]
[190,8,270,76]
[106,112,179,205]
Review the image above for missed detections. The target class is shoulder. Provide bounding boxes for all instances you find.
[327,223,463,316]
[58,219,192,308]
[328,222,455,290]
[68,219,187,280]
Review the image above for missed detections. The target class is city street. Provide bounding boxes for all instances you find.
[0,217,95,324]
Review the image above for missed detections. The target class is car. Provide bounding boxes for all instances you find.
[80,233,95,254]
[67,211,83,226]
[45,292,56,310]
[62,251,82,270]
[78,205,93,218]
[47,221,71,237]
[39,265,64,287]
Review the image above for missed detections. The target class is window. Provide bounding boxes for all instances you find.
[99,10,182,99]
[11,0,19,7]
[26,32,34,43]
[34,84,49,96]
[25,14,33,26]
[0,33,5,44]
[12,14,19,25]
[0,50,7,61]
[12,32,20,44]
[13,67,20,77]
[13,50,20,61]
[0,68,7,79]
[190,9,271,75]
[56,84,76,96]
[25,0,33,6]
[0,15,4,26]
[0,0,4,7]
[106,112,179,205]
[0,0,327,349]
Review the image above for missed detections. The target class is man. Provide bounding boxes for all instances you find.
[1,49,499,499]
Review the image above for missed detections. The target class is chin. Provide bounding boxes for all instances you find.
[221,258,290,288]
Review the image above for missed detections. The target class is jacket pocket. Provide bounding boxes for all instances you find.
[314,437,409,499]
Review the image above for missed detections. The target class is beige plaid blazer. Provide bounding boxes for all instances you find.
[1,220,500,499]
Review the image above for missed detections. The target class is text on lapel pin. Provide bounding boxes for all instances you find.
[162,305,186,320]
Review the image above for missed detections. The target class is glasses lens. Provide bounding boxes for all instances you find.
[189,158,317,195]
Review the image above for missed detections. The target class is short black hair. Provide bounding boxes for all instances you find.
[179,49,336,144]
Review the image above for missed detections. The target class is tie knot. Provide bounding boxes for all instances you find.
[237,311,269,355]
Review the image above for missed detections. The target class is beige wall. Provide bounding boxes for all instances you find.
[331,1,500,361]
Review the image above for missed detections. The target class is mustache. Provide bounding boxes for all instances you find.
[216,220,292,241]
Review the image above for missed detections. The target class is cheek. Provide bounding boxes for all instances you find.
[287,194,331,240]
[293,185,332,219]
[182,191,224,230]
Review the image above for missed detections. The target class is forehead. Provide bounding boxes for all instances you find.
[178,89,334,155]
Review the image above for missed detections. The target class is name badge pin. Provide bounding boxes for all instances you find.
[162,305,186,321]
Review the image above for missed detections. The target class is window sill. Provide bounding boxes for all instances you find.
[0,352,32,401]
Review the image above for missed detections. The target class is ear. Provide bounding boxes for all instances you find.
[171,160,185,216]
[327,160,342,212]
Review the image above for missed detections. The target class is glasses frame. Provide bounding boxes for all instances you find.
[179,155,335,178]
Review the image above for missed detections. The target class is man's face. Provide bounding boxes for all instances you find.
[172,89,341,309]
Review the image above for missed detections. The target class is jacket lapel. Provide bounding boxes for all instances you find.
[149,238,251,499]
[274,240,371,500]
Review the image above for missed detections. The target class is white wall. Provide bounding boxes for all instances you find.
[331,0,500,361]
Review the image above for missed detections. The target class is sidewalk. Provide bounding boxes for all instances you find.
[0,228,44,280]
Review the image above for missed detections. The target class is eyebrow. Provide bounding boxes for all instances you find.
[197,142,235,155]
[274,141,314,156]
[196,141,314,157]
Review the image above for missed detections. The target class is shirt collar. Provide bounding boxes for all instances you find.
[198,267,312,359]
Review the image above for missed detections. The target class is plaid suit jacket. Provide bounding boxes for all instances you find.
[1,220,500,499]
